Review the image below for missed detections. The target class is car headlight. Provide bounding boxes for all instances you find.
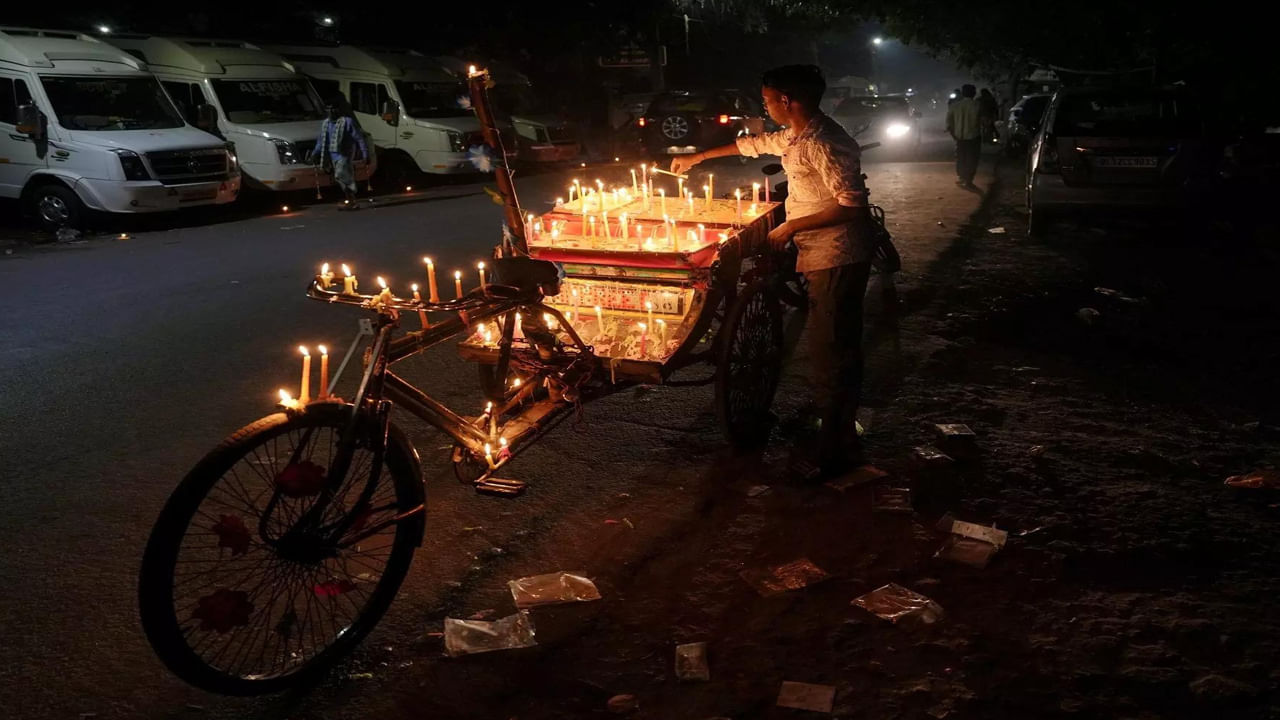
[885,123,911,139]
[447,130,465,153]
[111,149,151,181]
[271,138,301,165]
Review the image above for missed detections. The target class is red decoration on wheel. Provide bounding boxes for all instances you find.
[275,460,327,497]
[211,514,251,556]
[191,589,253,633]
[313,579,357,597]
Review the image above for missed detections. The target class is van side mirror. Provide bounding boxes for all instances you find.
[16,104,43,139]
[196,103,219,131]
[381,99,400,126]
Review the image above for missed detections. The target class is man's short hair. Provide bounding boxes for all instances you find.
[761,65,826,108]
[961,84,976,98]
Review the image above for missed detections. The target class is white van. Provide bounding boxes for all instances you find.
[264,44,504,181]
[106,35,372,193]
[0,27,239,229]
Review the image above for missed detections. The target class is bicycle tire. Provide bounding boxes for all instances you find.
[138,404,424,695]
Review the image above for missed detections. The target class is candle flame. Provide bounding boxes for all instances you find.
[279,389,292,402]
[469,65,478,75]
[342,264,352,276]
[512,377,522,388]
[454,270,462,279]
[657,319,666,327]
[500,437,508,447]
[423,256,433,265]
[321,262,330,274]
[484,442,492,455]
[735,189,742,198]
[646,301,653,311]
[486,401,494,411]
[377,276,387,289]
[477,261,485,270]
[298,345,309,356]
[411,282,419,291]
[318,344,327,355]
[638,322,647,331]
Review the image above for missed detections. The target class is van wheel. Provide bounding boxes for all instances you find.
[28,182,87,231]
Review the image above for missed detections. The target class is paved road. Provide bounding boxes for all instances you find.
[0,130,978,718]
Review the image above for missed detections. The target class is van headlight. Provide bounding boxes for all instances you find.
[111,149,151,181]
[885,123,911,139]
[271,138,301,165]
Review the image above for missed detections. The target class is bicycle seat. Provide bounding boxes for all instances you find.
[491,256,561,296]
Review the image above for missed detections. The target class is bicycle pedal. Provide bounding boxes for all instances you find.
[475,478,527,497]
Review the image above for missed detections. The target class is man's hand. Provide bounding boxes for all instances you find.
[670,153,702,176]
[766,221,797,249]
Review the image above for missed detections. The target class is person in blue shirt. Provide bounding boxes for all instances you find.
[310,94,369,205]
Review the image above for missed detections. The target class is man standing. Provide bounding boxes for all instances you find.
[672,64,872,478]
[947,84,982,188]
[978,88,999,143]
[310,94,369,206]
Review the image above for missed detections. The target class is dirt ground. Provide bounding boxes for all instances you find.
[371,155,1280,720]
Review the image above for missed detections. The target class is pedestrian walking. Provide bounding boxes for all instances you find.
[671,64,874,479]
[947,84,982,188]
[309,94,370,206]
[978,88,999,143]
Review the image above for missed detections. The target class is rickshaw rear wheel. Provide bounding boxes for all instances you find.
[716,278,785,451]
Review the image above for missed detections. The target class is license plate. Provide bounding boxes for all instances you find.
[1095,156,1158,168]
[181,188,217,202]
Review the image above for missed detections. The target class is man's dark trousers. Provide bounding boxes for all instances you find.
[956,137,981,184]
[804,261,872,467]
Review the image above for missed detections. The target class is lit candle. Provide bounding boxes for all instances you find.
[595,179,605,208]
[568,184,576,205]
[697,224,706,248]
[318,345,329,398]
[687,229,697,250]
[708,173,714,206]
[753,182,761,204]
[635,223,644,251]
[749,203,758,217]
[423,257,439,303]
[677,177,684,200]
[319,262,334,289]
[477,261,486,288]
[687,191,694,215]
[620,212,628,241]
[657,318,667,349]
[736,188,743,221]
[278,388,298,410]
[595,305,604,334]
[612,189,620,208]
[572,286,581,315]
[341,264,358,295]
[588,216,596,243]
[765,179,771,203]
[543,312,559,331]
[631,168,637,193]
[670,217,679,252]
[298,346,312,403]
[484,443,494,468]
[704,184,711,211]
[374,276,392,308]
[602,210,611,240]
[638,322,648,357]
[412,283,428,328]
[514,312,524,339]
[527,213,536,241]
[454,270,463,298]
[646,300,654,329]
[659,188,666,215]
[499,436,510,460]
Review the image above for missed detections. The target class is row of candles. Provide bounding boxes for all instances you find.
[529,215,730,253]
[557,181,765,221]
[560,166,770,213]
[317,259,489,306]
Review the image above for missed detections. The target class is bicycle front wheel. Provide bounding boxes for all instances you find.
[138,404,424,695]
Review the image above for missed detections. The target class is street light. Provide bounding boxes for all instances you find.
[320,16,335,26]
[872,36,883,46]
[97,25,111,34]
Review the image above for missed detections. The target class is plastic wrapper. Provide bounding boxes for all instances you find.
[777,681,836,713]
[443,610,537,657]
[675,642,710,681]
[852,583,945,624]
[739,558,830,597]
[508,571,602,608]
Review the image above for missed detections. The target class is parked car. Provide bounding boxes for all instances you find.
[1026,85,1214,235]
[0,26,240,230]
[637,89,767,156]
[1003,93,1051,156]
[106,35,372,193]
[265,44,514,182]
[436,56,579,164]
[831,94,922,151]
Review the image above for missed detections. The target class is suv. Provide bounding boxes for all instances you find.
[1003,93,1051,156]
[832,94,922,151]
[638,89,767,155]
[1026,85,1213,235]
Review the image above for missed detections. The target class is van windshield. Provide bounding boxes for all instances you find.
[393,81,470,119]
[211,79,325,124]
[40,76,184,131]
